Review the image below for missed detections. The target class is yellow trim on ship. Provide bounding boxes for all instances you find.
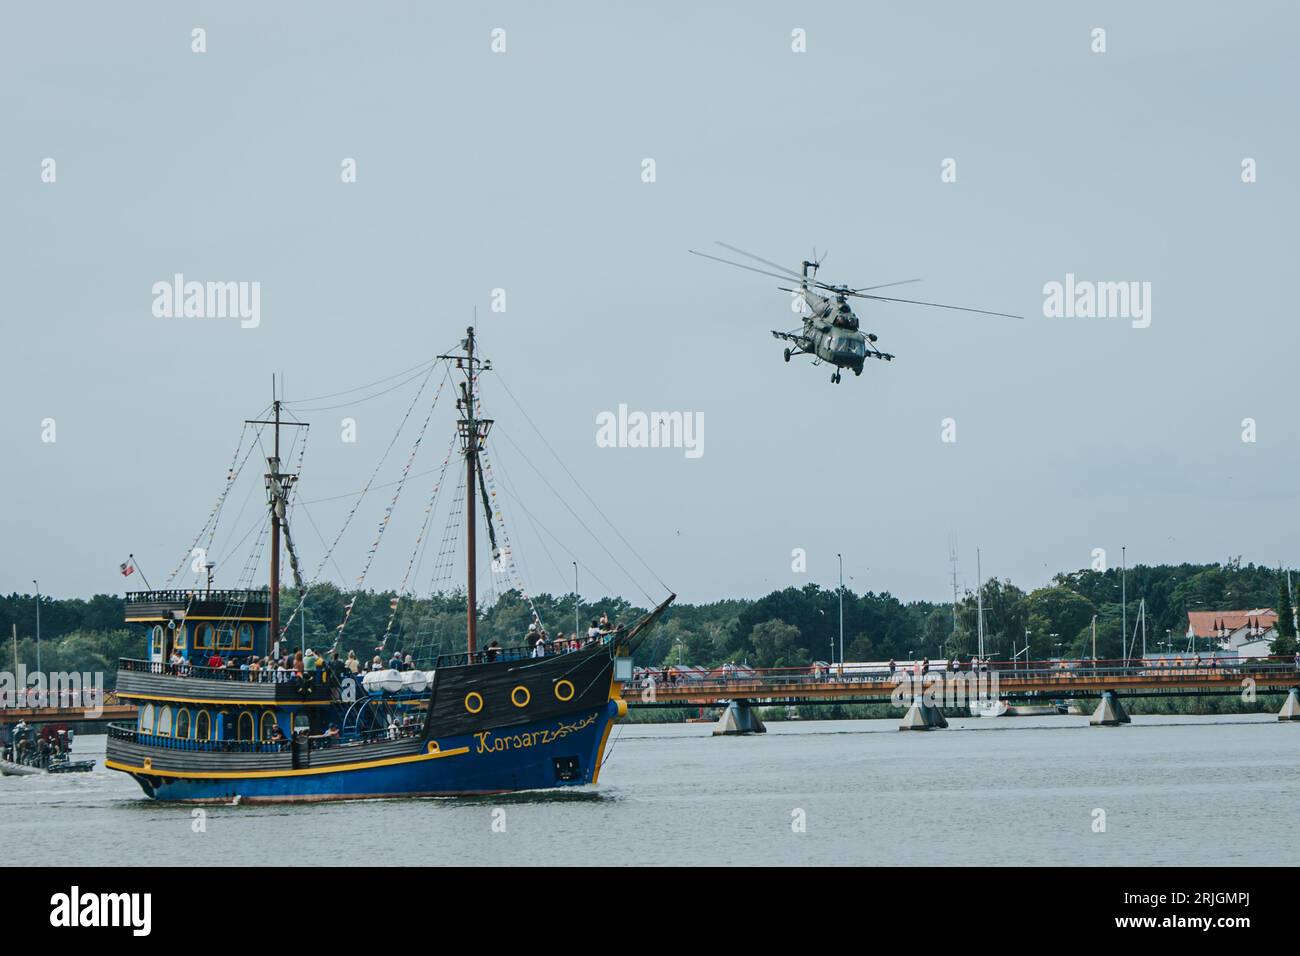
[105,746,470,780]
[116,691,332,707]
[590,676,624,786]
[125,616,272,623]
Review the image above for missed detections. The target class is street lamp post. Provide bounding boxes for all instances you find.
[572,562,580,641]
[32,579,41,675]
[836,553,844,675]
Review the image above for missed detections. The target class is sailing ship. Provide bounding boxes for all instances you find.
[105,329,672,802]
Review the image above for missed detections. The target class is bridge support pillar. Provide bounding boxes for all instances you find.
[1278,688,1300,722]
[1089,690,1130,726]
[712,700,766,736]
[899,697,947,731]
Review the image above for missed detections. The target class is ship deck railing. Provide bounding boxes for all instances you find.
[108,722,290,754]
[118,658,335,687]
[108,721,425,754]
[125,588,269,604]
[434,629,622,668]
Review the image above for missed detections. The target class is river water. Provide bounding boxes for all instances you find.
[4,714,1296,866]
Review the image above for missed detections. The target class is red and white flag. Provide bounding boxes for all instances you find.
[119,558,135,577]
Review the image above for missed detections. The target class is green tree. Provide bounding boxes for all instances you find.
[749,619,804,668]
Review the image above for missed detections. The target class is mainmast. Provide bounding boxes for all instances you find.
[441,327,492,655]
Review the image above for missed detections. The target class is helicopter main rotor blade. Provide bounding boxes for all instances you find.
[846,291,1023,319]
[851,278,923,293]
[714,242,806,280]
[689,249,797,283]
[811,278,921,296]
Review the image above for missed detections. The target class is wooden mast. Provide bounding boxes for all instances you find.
[269,395,281,651]
[443,327,492,657]
[464,330,477,656]
[247,382,303,656]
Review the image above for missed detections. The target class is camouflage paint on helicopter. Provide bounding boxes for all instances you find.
[690,242,1022,384]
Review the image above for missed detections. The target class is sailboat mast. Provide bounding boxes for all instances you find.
[270,392,281,647]
[464,330,478,656]
[442,326,493,657]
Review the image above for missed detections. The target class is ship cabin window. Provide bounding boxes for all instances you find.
[158,706,173,737]
[151,626,164,656]
[259,711,276,740]
[237,711,255,741]
[195,623,214,650]
[174,624,187,650]
[140,703,155,735]
[195,710,211,741]
[175,708,192,740]
[236,623,254,651]
[217,626,235,650]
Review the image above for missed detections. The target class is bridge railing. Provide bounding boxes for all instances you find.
[623,656,1300,693]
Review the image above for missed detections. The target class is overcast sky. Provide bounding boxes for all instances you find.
[2,1,1297,608]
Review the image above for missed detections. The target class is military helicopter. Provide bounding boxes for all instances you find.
[689,242,1022,383]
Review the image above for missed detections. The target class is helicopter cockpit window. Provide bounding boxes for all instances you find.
[832,335,865,356]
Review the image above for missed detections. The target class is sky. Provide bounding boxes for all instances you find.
[2,1,1297,608]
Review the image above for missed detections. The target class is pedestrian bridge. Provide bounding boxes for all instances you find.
[619,657,1300,733]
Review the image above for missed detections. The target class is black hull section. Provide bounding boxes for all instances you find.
[424,642,617,740]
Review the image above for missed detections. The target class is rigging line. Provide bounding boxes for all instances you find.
[478,445,545,613]
[280,357,439,404]
[283,360,449,637]
[211,493,268,570]
[285,364,443,413]
[166,422,261,585]
[298,466,443,505]
[491,423,654,604]
[485,442,566,593]
[335,365,452,644]
[492,372,672,595]
[296,497,352,585]
[382,431,459,643]
[479,459,619,600]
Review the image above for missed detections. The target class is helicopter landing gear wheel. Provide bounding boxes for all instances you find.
[853,366,862,376]
[831,371,841,384]
[783,348,791,363]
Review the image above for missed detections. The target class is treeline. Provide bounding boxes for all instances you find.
[1,561,1296,685]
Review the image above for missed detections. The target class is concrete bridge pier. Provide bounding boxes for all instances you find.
[712,699,766,736]
[1278,688,1300,722]
[1089,690,1130,726]
[899,697,948,731]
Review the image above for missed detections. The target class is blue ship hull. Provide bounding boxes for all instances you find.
[120,701,621,803]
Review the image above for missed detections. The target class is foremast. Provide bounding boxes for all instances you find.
[247,386,306,652]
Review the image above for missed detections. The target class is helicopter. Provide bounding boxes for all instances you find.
[689,242,1022,383]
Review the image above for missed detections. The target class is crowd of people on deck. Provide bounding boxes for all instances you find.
[157,610,624,678]
[167,646,350,684]
[520,612,619,660]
